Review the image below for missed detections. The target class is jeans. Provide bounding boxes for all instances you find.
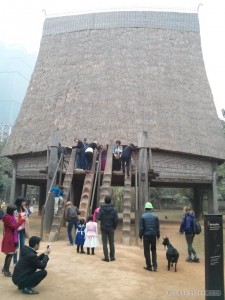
[13,228,26,264]
[143,235,157,269]
[67,219,78,244]
[76,152,87,169]
[85,152,93,170]
[101,229,115,259]
[121,157,131,175]
[185,234,197,257]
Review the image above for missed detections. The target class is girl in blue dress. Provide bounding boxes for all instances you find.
[75,219,86,253]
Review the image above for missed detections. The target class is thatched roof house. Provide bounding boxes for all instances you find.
[3,10,225,161]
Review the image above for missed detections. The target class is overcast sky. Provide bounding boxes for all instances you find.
[0,0,224,118]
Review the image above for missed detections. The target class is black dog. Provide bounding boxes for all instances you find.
[162,237,179,272]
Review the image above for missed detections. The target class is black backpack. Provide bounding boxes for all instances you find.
[192,218,201,235]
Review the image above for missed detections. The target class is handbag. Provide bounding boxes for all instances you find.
[114,153,120,160]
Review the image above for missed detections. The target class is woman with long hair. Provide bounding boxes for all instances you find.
[13,197,28,264]
[1,204,26,277]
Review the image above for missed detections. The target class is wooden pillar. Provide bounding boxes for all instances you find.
[193,187,202,219]
[206,165,219,214]
[138,131,150,220]
[10,160,17,204]
[212,171,219,214]
[39,185,46,216]
[44,132,59,233]
[21,184,27,197]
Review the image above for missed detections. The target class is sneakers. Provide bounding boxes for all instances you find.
[185,257,193,263]
[143,266,152,271]
[186,256,200,263]
[67,243,73,246]
[192,257,200,263]
[22,287,39,295]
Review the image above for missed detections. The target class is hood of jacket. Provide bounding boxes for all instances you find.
[100,204,115,214]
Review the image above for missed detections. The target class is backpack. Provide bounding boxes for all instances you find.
[192,218,201,235]
[68,206,78,219]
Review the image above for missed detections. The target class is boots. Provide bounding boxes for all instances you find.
[3,254,13,276]
[77,246,80,253]
[80,246,85,254]
[87,248,90,255]
[91,248,95,255]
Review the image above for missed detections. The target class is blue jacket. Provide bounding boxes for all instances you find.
[50,186,60,197]
[180,212,195,234]
[139,210,160,237]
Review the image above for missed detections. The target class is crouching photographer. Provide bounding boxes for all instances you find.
[12,236,51,295]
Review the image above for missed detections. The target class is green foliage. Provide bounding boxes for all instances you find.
[111,187,124,212]
[0,141,12,199]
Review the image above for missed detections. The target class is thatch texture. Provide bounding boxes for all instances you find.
[3,11,225,160]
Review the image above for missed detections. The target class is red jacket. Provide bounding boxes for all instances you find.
[1,214,24,254]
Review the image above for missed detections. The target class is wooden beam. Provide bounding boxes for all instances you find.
[138,131,150,219]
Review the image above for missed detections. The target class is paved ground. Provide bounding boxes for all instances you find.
[0,212,223,300]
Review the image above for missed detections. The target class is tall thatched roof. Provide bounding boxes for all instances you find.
[3,11,225,160]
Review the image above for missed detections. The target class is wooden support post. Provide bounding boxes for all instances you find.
[10,160,17,204]
[21,184,27,198]
[138,131,150,220]
[193,187,202,219]
[207,184,218,215]
[212,171,219,214]
[44,132,59,233]
[39,185,46,216]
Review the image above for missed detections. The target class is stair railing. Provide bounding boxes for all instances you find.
[40,153,64,239]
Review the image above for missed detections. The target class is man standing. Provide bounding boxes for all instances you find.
[12,236,50,295]
[121,143,136,177]
[139,202,160,272]
[98,196,118,262]
[64,201,80,246]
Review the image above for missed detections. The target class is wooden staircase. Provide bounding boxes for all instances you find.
[49,148,76,242]
[78,150,98,220]
[122,173,132,245]
[99,141,113,205]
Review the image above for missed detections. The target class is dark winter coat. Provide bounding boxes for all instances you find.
[139,211,160,238]
[12,245,49,285]
[179,211,195,235]
[98,204,118,232]
[121,145,134,159]
[1,214,24,254]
